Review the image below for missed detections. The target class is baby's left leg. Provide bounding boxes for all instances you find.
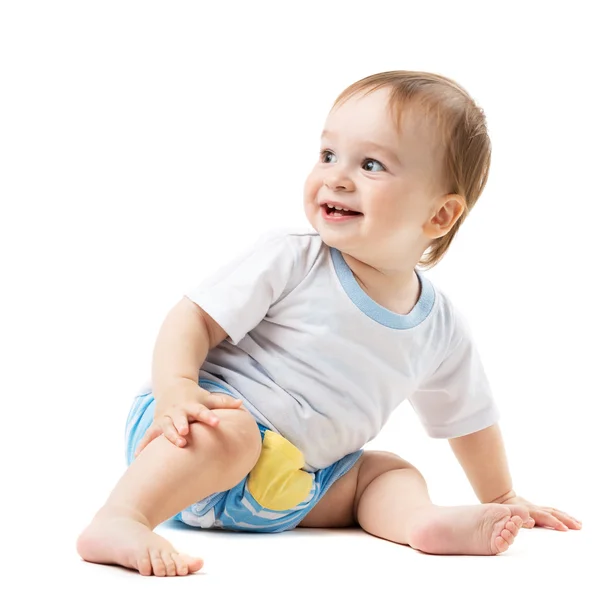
[299,451,530,556]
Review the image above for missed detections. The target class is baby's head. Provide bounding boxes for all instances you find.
[304,70,491,271]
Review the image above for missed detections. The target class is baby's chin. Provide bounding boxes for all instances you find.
[315,228,360,254]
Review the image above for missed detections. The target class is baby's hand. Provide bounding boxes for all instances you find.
[134,379,243,456]
[500,495,582,531]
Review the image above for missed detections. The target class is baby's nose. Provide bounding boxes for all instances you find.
[324,171,354,191]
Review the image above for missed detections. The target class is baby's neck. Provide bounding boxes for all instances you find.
[341,252,421,316]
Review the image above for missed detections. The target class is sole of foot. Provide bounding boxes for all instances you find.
[408,503,529,555]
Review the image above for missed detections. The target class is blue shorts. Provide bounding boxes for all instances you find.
[124,379,363,533]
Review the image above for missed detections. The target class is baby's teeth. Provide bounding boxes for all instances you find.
[325,203,352,213]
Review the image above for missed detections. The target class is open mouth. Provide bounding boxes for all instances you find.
[322,204,363,217]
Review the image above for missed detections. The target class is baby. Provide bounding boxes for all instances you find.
[77,70,581,576]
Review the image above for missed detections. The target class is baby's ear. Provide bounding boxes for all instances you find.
[429,194,465,237]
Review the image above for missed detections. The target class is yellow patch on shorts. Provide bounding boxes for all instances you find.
[247,430,314,511]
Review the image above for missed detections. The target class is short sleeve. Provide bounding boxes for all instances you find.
[408,309,500,439]
[184,231,296,345]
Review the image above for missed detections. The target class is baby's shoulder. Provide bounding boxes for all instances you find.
[422,278,470,338]
[257,225,321,246]
[255,226,324,263]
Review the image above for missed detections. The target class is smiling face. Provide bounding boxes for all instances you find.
[304,86,451,270]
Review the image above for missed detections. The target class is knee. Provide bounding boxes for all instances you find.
[357,451,425,493]
[187,408,262,477]
[362,450,420,472]
[213,408,263,465]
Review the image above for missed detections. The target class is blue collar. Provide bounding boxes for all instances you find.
[330,247,435,329]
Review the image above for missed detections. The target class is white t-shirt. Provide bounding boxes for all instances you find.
[136,228,500,472]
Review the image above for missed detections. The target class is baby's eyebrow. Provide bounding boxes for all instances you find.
[358,141,402,166]
[362,141,397,156]
[321,130,398,158]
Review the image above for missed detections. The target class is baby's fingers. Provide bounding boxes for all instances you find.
[530,509,569,531]
[202,393,243,411]
[171,410,190,438]
[541,507,582,530]
[160,415,187,448]
[193,404,220,427]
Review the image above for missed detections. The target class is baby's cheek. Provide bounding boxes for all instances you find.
[303,171,319,197]
[303,177,320,212]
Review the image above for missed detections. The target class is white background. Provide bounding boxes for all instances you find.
[1,1,597,597]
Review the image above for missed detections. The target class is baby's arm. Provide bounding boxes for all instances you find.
[448,424,581,530]
[135,297,241,455]
[447,423,513,504]
[152,296,228,398]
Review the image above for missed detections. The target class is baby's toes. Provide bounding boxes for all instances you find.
[137,552,152,576]
[500,527,515,546]
[150,549,167,576]
[509,505,529,523]
[495,516,523,552]
[494,535,509,554]
[180,553,204,573]
[161,551,177,576]
[505,518,520,537]
[172,553,189,576]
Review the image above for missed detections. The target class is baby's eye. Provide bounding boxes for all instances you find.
[362,158,385,172]
[321,150,337,164]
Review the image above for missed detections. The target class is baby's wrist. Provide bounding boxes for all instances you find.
[487,489,516,504]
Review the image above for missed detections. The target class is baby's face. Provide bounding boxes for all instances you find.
[304,87,447,268]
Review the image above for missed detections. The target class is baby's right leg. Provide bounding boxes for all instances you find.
[77,408,262,576]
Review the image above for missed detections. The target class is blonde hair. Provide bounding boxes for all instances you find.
[334,70,491,269]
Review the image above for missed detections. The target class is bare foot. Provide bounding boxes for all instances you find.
[77,509,204,576]
[408,504,530,555]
